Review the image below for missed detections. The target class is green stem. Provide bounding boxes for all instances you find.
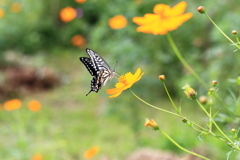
[162,82,179,114]
[159,128,210,160]
[129,89,179,117]
[166,33,208,89]
[130,88,206,132]
[209,98,212,132]
[166,32,232,115]
[196,100,240,150]
[204,13,240,49]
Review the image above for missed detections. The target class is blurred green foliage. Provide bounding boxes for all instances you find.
[1,0,240,158]
[1,0,240,99]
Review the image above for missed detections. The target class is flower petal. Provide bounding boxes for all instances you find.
[106,83,124,95]
[132,14,159,25]
[169,1,187,16]
[153,4,171,16]
[108,90,123,98]
[164,13,192,30]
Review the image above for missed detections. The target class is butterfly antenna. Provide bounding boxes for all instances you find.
[113,61,118,70]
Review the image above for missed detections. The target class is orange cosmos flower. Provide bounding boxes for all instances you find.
[0,9,4,18]
[144,119,159,130]
[106,68,144,98]
[3,99,22,111]
[108,15,127,29]
[31,153,43,160]
[84,146,100,159]
[132,1,192,35]
[28,100,41,112]
[71,35,86,48]
[75,0,87,3]
[60,7,76,23]
[10,3,22,13]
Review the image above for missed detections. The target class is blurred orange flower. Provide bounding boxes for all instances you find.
[60,7,76,23]
[132,1,192,35]
[71,35,86,48]
[108,15,127,29]
[84,146,100,159]
[106,68,144,98]
[75,0,87,4]
[3,99,22,111]
[28,100,41,112]
[0,9,4,18]
[134,0,143,4]
[31,153,43,160]
[10,3,22,13]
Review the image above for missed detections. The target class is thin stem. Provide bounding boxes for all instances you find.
[162,82,179,114]
[235,36,240,43]
[159,128,210,160]
[204,13,240,49]
[129,89,179,117]
[166,32,232,115]
[130,88,206,132]
[166,33,208,89]
[209,98,213,132]
[196,100,240,150]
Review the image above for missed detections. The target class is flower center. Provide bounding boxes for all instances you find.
[118,75,127,84]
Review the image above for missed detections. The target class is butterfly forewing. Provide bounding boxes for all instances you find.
[86,48,111,71]
[79,57,96,76]
[80,48,116,96]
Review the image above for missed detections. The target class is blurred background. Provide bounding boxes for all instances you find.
[0,0,240,159]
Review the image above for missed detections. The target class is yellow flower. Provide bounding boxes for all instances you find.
[132,1,192,35]
[10,3,22,13]
[106,68,144,98]
[0,8,4,18]
[71,35,86,48]
[3,99,22,111]
[84,146,99,159]
[108,15,127,29]
[75,0,87,3]
[144,119,159,130]
[59,7,76,23]
[182,84,197,99]
[31,153,43,160]
[28,100,41,112]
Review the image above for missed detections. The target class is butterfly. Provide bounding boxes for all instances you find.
[79,48,116,96]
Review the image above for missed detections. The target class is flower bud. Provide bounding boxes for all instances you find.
[211,80,218,87]
[144,119,159,130]
[232,30,237,35]
[182,84,197,99]
[208,88,215,96]
[231,128,236,133]
[237,76,240,86]
[182,119,187,123]
[158,75,165,82]
[199,96,207,104]
[197,6,205,14]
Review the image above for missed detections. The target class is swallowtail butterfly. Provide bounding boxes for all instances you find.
[79,48,116,96]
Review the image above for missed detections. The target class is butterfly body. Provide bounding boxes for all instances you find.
[80,48,116,96]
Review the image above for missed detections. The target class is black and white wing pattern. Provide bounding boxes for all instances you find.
[79,48,116,96]
[79,57,95,76]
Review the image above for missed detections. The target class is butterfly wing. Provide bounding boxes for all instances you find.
[80,48,116,96]
[86,76,103,96]
[86,48,111,71]
[79,57,96,76]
